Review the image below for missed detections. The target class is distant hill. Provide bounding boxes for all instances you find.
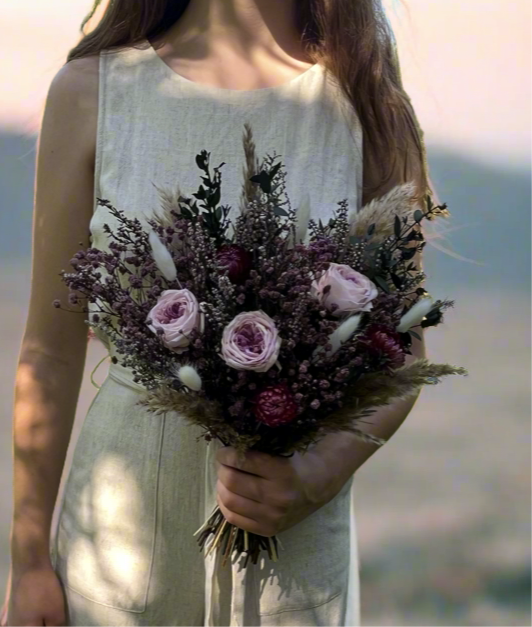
[0,131,36,261]
[423,140,530,293]
[1,129,530,292]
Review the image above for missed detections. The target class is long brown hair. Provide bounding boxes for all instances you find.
[67,0,434,208]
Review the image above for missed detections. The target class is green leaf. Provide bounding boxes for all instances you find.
[414,209,423,223]
[367,223,376,237]
[401,248,417,261]
[394,215,401,238]
[273,206,289,217]
[390,272,403,289]
[215,207,222,221]
[250,171,271,194]
[209,186,221,208]
[196,151,209,171]
[181,207,193,219]
[193,186,207,201]
[270,162,282,178]
[373,275,390,294]
[409,330,422,341]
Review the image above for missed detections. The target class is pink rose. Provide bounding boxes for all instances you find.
[311,263,378,316]
[147,289,200,352]
[221,311,281,372]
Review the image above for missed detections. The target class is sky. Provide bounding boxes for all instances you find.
[0,0,530,170]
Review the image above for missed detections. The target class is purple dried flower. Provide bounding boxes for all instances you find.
[253,383,298,428]
[216,245,252,284]
[359,323,406,369]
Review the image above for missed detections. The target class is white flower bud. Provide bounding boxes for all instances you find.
[314,314,362,358]
[178,365,202,391]
[295,193,311,244]
[396,297,433,333]
[148,229,177,282]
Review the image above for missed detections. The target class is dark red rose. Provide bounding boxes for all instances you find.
[216,245,252,284]
[359,323,406,368]
[253,383,298,428]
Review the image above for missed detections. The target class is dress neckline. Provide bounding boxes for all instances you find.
[144,38,321,98]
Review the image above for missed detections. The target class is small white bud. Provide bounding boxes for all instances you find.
[396,297,433,333]
[148,229,177,282]
[295,193,311,244]
[314,314,362,358]
[178,365,202,391]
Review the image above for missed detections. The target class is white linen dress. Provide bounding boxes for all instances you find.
[49,38,364,626]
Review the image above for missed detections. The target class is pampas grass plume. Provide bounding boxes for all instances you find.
[149,229,177,282]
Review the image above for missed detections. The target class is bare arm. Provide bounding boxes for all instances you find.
[305,330,426,500]
[10,55,99,569]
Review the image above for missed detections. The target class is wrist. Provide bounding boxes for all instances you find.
[308,431,364,498]
[299,446,343,508]
[10,523,52,570]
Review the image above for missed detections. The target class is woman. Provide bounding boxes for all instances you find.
[2,0,433,625]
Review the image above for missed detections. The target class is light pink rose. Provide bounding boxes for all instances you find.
[221,311,281,372]
[311,263,378,316]
[147,289,200,352]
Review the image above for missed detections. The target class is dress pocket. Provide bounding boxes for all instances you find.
[54,377,166,613]
[254,475,354,618]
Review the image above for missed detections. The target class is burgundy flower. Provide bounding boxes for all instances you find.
[359,323,406,369]
[216,245,252,284]
[253,383,298,428]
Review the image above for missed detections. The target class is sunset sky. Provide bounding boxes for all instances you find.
[1,0,530,169]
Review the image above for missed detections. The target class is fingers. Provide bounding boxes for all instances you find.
[216,480,262,522]
[216,490,277,538]
[216,447,289,479]
[216,479,286,537]
[217,462,264,502]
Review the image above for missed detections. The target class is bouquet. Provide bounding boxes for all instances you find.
[55,124,466,568]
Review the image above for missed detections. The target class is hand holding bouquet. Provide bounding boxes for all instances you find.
[55,124,466,568]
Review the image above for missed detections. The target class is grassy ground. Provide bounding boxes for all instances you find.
[0,265,530,626]
[353,288,531,625]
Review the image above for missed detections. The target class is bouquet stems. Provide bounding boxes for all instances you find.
[194,506,280,566]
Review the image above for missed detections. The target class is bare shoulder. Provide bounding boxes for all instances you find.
[46,54,100,170]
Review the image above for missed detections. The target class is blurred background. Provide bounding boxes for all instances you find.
[0,0,530,625]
